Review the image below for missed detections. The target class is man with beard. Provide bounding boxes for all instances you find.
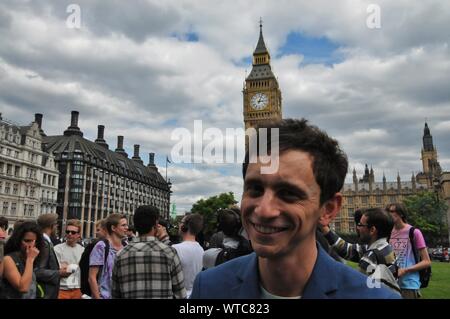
[321,208,400,294]
[191,119,399,299]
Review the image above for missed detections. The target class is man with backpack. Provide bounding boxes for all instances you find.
[388,203,432,299]
[89,214,128,299]
[320,208,401,294]
[78,219,107,297]
[203,208,252,269]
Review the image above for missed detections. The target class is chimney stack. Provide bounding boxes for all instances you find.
[132,144,143,165]
[97,125,104,139]
[148,152,155,166]
[95,125,109,149]
[34,114,42,128]
[70,111,79,127]
[63,110,83,136]
[133,144,140,158]
[34,113,46,136]
[115,135,128,158]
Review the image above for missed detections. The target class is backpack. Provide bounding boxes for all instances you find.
[409,227,432,288]
[215,236,252,266]
[371,248,401,294]
[79,239,109,296]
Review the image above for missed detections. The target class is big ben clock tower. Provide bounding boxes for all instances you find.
[243,20,282,131]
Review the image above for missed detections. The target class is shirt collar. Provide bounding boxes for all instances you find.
[132,236,158,243]
[43,233,52,243]
[368,237,388,250]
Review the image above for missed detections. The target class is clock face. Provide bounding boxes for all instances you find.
[250,93,268,110]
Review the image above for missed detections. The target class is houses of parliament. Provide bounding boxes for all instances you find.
[243,23,450,237]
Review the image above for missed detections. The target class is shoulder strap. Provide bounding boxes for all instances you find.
[371,248,384,265]
[216,232,225,248]
[102,239,110,265]
[409,226,419,263]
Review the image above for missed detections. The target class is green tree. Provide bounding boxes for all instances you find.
[403,191,448,246]
[190,192,238,239]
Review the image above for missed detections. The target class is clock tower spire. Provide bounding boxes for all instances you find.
[243,20,282,131]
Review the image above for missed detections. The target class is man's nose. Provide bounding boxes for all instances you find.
[254,190,280,219]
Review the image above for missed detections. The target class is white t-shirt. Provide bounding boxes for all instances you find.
[54,242,85,289]
[260,285,302,299]
[173,241,204,297]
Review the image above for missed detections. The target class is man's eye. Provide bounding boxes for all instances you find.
[278,190,301,202]
[245,184,263,197]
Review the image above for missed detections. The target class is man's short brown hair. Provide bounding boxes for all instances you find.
[105,213,126,235]
[66,219,82,233]
[95,219,106,229]
[37,213,59,229]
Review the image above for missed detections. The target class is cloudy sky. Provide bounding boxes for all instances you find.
[1,0,450,213]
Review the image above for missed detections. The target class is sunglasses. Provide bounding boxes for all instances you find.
[66,230,79,235]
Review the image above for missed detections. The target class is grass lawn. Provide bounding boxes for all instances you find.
[346,261,450,298]
[421,262,450,299]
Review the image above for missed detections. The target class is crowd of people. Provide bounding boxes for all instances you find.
[0,118,432,299]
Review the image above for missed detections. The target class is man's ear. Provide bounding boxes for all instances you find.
[320,192,342,225]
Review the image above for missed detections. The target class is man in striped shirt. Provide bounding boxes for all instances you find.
[111,205,186,299]
[320,208,400,293]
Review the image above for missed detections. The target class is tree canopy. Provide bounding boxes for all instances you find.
[190,192,238,239]
[403,191,448,246]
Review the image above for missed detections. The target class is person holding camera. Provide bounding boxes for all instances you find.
[54,219,85,299]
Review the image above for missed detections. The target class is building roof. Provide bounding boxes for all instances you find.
[246,64,276,80]
[43,134,169,190]
[0,119,22,135]
[254,24,269,55]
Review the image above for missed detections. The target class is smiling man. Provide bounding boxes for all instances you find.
[191,119,400,299]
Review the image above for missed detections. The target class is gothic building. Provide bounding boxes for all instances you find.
[416,122,442,187]
[43,111,171,238]
[243,22,282,131]
[336,123,447,234]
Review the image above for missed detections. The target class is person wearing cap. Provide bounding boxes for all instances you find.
[35,213,72,299]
